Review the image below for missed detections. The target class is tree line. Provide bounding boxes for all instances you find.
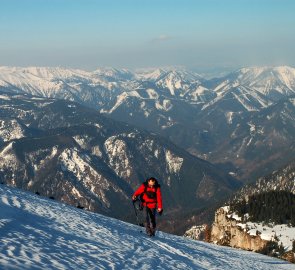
[230,190,295,225]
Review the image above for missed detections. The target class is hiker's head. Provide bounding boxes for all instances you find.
[148,177,157,186]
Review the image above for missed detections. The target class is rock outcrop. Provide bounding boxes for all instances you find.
[211,207,269,251]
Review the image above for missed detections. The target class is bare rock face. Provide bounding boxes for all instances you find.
[211,207,268,251]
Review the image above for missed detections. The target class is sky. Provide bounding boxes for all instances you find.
[1,0,295,71]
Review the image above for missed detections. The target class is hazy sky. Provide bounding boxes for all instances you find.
[1,0,295,70]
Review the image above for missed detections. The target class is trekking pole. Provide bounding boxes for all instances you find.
[132,200,140,225]
[132,200,144,231]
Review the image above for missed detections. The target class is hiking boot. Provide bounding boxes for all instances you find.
[146,226,152,236]
[150,227,156,236]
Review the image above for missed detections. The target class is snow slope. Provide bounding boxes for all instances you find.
[0,185,294,270]
[213,66,295,101]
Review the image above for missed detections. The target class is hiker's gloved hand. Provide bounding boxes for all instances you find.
[157,208,163,215]
[132,195,137,202]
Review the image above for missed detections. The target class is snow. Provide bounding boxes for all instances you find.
[239,222,295,252]
[274,66,295,90]
[228,213,242,221]
[184,225,206,240]
[221,206,230,212]
[91,145,103,158]
[146,88,159,99]
[222,207,242,221]
[0,66,136,105]
[232,92,259,112]
[58,148,111,206]
[1,65,295,118]
[211,66,295,111]
[248,123,256,133]
[246,137,253,146]
[134,68,166,81]
[225,112,234,124]
[165,150,183,174]
[214,80,231,93]
[189,85,214,103]
[1,185,294,270]
[108,91,141,114]
[232,66,295,97]
[93,67,133,81]
[154,149,160,158]
[104,136,132,178]
[155,99,173,111]
[201,92,225,110]
[0,120,26,142]
[0,142,16,164]
[94,123,102,129]
[223,206,295,253]
[74,187,84,198]
[73,135,90,149]
[0,94,11,100]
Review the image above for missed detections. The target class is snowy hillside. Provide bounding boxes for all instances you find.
[1,185,294,270]
[211,66,295,102]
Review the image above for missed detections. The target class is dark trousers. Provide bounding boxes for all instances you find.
[145,207,156,229]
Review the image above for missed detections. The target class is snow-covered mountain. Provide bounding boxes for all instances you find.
[208,66,295,102]
[135,68,168,81]
[1,65,295,183]
[153,69,203,97]
[0,66,91,96]
[1,184,294,270]
[1,65,294,109]
[201,85,273,112]
[102,66,295,182]
[93,67,135,81]
[0,66,139,111]
[0,91,240,234]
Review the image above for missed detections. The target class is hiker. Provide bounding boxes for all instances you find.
[132,177,163,236]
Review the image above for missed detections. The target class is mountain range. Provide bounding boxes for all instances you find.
[0,91,239,234]
[1,65,295,182]
[1,65,295,234]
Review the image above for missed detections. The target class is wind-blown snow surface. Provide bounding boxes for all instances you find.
[0,185,294,270]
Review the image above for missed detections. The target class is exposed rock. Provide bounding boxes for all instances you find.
[211,207,269,251]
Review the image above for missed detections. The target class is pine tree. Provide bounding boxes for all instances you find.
[230,191,295,225]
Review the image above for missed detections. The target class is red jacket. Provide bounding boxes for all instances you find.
[133,183,163,209]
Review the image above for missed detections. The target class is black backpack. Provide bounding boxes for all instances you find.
[141,178,160,201]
